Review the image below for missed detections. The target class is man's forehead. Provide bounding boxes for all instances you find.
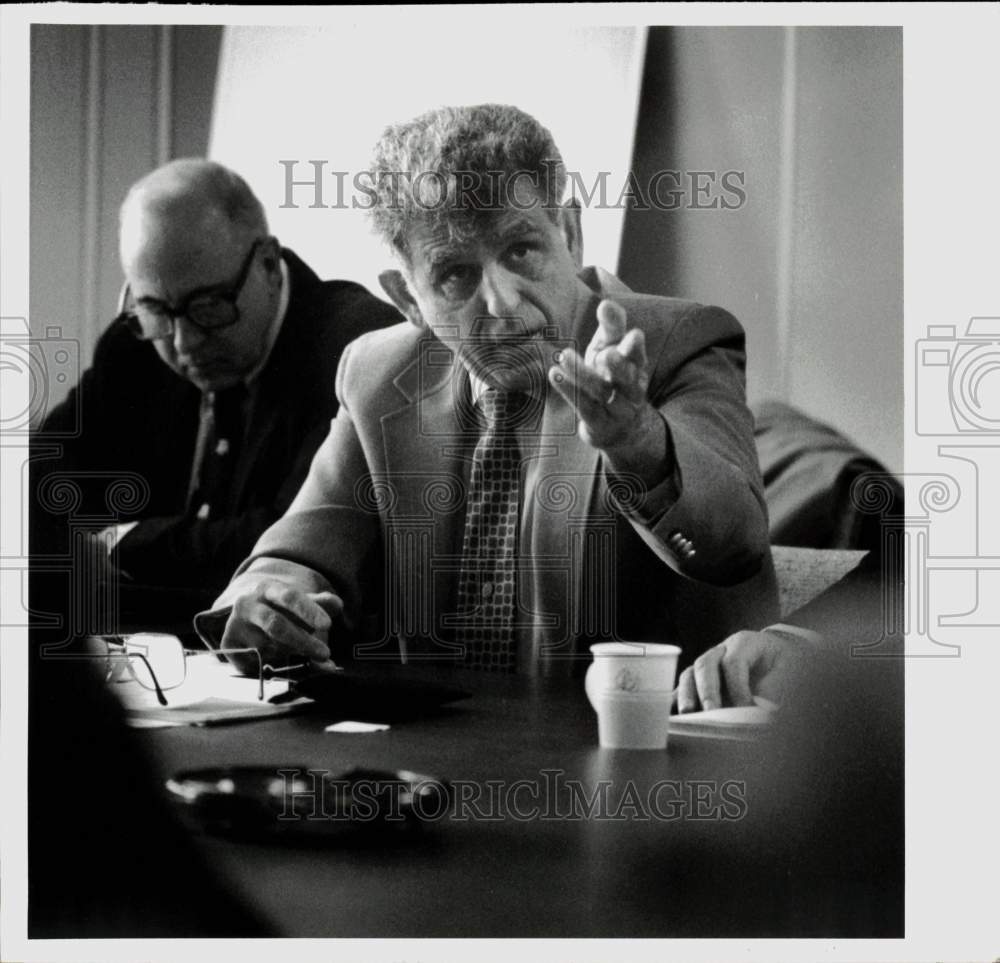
[125,217,247,285]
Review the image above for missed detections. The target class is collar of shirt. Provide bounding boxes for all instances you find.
[465,369,551,455]
[467,371,503,409]
[467,369,546,417]
[243,256,290,386]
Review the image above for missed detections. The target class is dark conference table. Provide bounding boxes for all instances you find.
[138,663,903,939]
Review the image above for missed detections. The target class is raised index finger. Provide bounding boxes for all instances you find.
[596,299,628,344]
[585,299,629,367]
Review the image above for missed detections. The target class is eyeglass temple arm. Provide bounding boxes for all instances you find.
[189,645,266,700]
[183,646,315,701]
[104,639,170,707]
[188,646,308,701]
[116,280,131,315]
[122,651,170,707]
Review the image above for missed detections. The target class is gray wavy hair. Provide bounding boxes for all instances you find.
[367,104,567,258]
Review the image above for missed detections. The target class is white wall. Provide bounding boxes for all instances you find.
[29,24,221,416]
[208,25,646,299]
[620,27,902,473]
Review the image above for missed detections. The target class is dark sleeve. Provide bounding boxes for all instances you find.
[29,320,270,590]
[111,419,331,590]
[618,303,770,586]
[37,381,86,451]
[31,324,138,557]
[35,347,107,476]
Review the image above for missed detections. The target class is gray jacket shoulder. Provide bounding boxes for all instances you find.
[334,320,431,410]
[578,266,745,356]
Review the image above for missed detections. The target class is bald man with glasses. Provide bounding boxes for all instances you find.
[33,159,400,598]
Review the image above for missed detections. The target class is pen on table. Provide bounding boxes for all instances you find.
[194,706,303,727]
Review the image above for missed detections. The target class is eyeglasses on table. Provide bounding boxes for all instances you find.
[88,633,307,706]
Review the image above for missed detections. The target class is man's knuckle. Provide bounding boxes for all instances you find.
[259,607,280,635]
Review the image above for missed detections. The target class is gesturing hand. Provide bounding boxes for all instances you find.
[548,298,669,486]
[547,299,649,444]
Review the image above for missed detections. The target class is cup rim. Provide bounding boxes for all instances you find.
[589,641,681,658]
[590,688,673,702]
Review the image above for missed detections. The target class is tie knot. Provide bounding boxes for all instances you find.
[206,384,248,444]
[479,388,538,432]
[479,389,511,427]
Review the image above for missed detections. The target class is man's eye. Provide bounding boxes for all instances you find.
[188,296,221,309]
[507,242,538,263]
[438,265,477,294]
[187,296,228,319]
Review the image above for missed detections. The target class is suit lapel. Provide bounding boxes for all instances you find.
[524,284,604,671]
[228,253,315,508]
[521,386,601,671]
[380,337,473,654]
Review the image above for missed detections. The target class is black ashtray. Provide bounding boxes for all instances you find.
[165,765,452,841]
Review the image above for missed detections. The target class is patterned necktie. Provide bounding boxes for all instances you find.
[186,384,247,521]
[456,389,523,671]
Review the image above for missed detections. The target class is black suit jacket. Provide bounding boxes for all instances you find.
[31,249,400,595]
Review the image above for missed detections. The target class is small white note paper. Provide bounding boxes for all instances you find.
[669,697,779,741]
[324,721,391,734]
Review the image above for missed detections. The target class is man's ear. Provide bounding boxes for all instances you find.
[259,235,284,281]
[379,269,426,328]
[559,198,584,269]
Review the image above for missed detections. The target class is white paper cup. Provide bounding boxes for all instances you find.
[589,690,673,750]
[585,642,680,750]
[585,641,681,696]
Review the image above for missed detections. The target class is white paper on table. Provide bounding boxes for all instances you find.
[669,699,778,741]
[324,721,391,734]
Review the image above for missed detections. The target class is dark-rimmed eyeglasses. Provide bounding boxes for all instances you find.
[93,634,306,706]
[117,238,265,342]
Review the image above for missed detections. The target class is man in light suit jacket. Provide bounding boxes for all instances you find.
[198,104,778,676]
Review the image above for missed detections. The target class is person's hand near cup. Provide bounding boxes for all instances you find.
[674,626,816,714]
